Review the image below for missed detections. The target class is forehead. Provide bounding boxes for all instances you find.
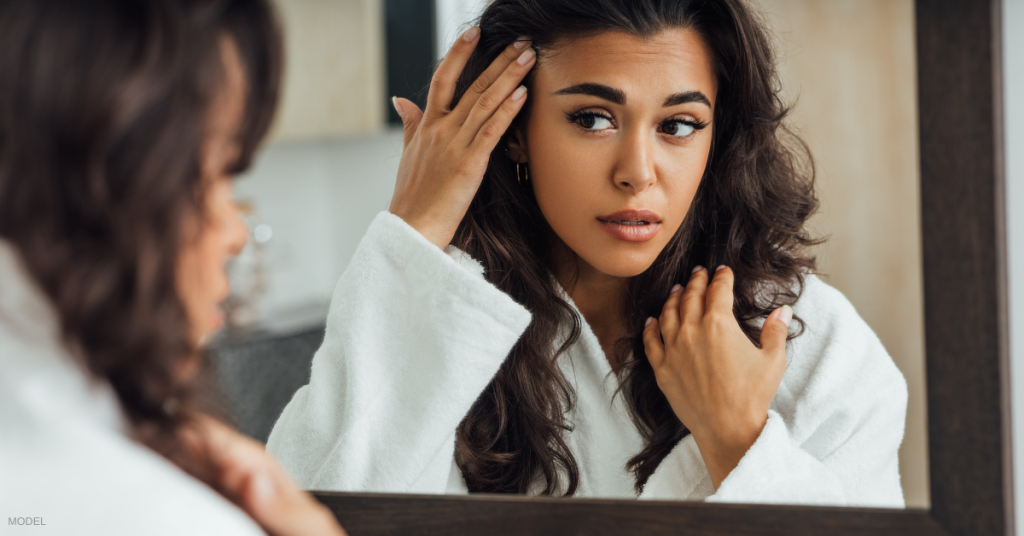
[536,28,717,105]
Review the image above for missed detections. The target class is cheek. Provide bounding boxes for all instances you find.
[178,228,230,317]
[661,147,709,223]
[525,117,609,229]
[200,231,230,291]
[176,195,241,339]
[200,201,239,298]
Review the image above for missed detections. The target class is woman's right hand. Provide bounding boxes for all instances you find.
[388,27,536,249]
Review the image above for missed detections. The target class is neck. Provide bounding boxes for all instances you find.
[550,239,630,368]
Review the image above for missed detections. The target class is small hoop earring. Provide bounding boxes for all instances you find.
[516,162,529,185]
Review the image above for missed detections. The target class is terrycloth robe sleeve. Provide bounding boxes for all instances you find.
[640,275,908,507]
[266,212,532,493]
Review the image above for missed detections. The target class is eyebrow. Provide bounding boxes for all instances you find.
[554,83,625,104]
[663,90,711,108]
[553,83,712,109]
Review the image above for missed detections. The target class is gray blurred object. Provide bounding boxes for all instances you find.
[207,325,325,443]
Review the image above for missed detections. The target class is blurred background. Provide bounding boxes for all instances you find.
[212,0,926,508]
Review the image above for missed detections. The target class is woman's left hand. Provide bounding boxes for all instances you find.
[180,415,347,536]
[642,266,793,489]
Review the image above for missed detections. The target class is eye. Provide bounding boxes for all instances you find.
[660,119,697,137]
[566,110,614,131]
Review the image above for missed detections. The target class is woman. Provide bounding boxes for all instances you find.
[268,0,907,506]
[0,1,344,534]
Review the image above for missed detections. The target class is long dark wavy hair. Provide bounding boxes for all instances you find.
[451,0,819,495]
[0,0,281,476]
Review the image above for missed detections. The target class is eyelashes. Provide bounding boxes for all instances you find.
[564,110,613,130]
[664,117,710,131]
[564,108,710,136]
[660,117,710,137]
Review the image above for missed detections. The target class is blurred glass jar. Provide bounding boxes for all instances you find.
[224,199,273,329]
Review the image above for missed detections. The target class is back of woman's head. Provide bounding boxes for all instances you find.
[450,0,818,495]
[0,0,281,462]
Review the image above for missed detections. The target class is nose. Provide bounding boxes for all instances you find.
[612,127,657,194]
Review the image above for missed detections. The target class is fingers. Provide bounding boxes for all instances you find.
[424,26,481,118]
[705,265,735,315]
[643,316,666,368]
[468,85,528,152]
[681,266,708,323]
[451,38,532,125]
[456,47,536,148]
[195,418,271,503]
[244,469,348,536]
[760,305,793,357]
[210,422,347,536]
[658,283,684,336]
[392,97,424,147]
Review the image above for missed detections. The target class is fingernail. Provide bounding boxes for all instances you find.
[513,37,530,49]
[691,265,703,274]
[251,472,275,507]
[511,85,527,101]
[518,47,536,65]
[462,26,480,42]
[671,283,682,293]
[779,305,793,327]
[391,96,405,120]
[645,317,654,327]
[716,265,727,272]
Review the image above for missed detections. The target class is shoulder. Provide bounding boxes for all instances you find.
[786,274,896,370]
[773,274,908,435]
[2,407,263,536]
[790,273,868,334]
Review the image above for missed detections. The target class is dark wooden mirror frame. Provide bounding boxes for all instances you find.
[313,1,1013,533]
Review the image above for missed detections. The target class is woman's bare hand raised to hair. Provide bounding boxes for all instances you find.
[642,266,793,490]
[389,27,535,249]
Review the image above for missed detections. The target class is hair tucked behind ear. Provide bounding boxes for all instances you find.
[449,0,818,495]
[0,0,280,476]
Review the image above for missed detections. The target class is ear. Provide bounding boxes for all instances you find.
[505,127,529,163]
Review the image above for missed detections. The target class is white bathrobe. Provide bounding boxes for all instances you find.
[267,212,908,507]
[0,241,264,536]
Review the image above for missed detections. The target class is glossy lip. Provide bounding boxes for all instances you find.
[597,209,663,242]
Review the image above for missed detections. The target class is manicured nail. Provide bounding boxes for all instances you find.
[691,265,703,274]
[462,26,480,42]
[716,265,727,272]
[778,305,793,327]
[391,96,405,120]
[511,86,527,101]
[513,37,530,50]
[518,47,536,65]
[251,472,276,507]
[671,284,682,293]
[645,317,654,327]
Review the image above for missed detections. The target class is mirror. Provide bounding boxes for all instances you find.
[209,0,929,511]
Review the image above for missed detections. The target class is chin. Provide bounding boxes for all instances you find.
[582,249,659,278]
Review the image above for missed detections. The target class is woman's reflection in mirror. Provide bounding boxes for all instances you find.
[0,1,345,534]
[268,0,908,508]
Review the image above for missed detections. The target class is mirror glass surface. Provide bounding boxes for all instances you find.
[209,0,926,509]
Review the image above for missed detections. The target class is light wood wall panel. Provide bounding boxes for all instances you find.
[270,0,385,140]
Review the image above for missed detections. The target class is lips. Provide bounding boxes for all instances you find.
[597,209,662,242]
